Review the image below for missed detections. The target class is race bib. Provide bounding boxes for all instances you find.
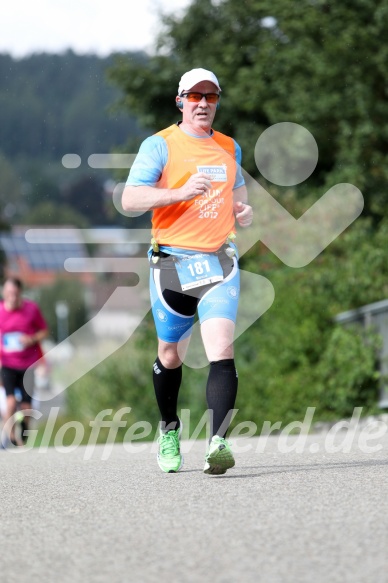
[175,253,224,291]
[2,332,24,352]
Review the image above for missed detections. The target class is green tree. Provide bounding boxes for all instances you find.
[0,51,142,161]
[21,201,90,228]
[61,175,108,225]
[0,153,24,221]
[0,51,147,226]
[235,213,388,424]
[109,0,388,220]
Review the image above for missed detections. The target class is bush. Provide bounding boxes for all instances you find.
[315,326,381,417]
[234,214,388,426]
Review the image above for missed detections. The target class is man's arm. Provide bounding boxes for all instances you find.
[20,303,49,348]
[122,173,213,213]
[122,133,212,212]
[21,328,48,348]
[122,185,177,212]
[232,140,252,227]
[233,184,248,205]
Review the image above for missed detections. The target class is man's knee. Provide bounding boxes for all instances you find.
[158,342,181,369]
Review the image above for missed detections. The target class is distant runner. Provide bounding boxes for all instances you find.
[0,277,48,448]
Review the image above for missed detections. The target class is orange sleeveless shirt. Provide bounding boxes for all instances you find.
[152,124,237,252]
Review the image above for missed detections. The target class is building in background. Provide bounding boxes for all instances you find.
[0,226,93,287]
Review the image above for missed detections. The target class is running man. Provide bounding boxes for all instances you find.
[122,68,252,474]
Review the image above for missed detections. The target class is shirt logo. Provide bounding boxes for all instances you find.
[197,165,227,182]
[156,309,167,322]
[227,286,238,299]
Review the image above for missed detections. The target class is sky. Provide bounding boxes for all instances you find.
[0,0,193,57]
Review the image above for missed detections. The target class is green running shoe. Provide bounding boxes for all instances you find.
[204,435,235,475]
[157,423,183,473]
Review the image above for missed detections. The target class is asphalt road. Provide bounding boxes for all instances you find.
[1,429,387,583]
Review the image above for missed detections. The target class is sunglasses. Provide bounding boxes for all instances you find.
[180,92,220,104]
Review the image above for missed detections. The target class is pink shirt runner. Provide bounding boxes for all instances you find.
[0,299,47,370]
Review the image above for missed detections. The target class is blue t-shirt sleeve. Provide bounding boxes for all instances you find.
[233,140,245,189]
[126,136,168,186]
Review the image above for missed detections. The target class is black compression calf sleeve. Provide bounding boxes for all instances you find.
[153,357,182,432]
[206,359,238,439]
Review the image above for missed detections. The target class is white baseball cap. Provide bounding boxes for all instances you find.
[178,68,222,95]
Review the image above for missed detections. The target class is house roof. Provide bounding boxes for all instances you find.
[0,226,88,273]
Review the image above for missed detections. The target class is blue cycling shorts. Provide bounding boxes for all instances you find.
[149,248,240,343]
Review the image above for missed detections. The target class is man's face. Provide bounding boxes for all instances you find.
[2,281,22,309]
[177,80,219,134]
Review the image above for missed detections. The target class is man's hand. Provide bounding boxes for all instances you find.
[234,201,253,227]
[176,172,212,201]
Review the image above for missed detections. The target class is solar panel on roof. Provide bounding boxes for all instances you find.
[0,230,89,272]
